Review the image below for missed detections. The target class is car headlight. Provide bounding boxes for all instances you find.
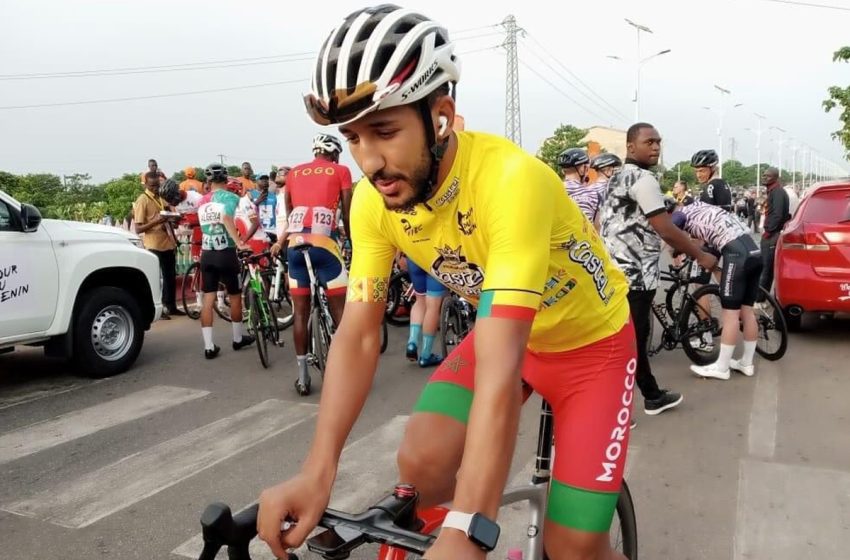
[129,237,144,249]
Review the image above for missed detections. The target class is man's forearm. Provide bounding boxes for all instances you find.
[135,219,160,234]
[451,320,527,518]
[659,226,705,260]
[303,313,383,483]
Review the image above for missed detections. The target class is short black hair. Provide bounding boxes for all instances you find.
[627,122,655,143]
[148,159,157,165]
[269,170,277,181]
[256,174,269,180]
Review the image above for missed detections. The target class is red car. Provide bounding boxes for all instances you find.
[774,180,850,330]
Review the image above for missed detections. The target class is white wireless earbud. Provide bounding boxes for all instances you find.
[438,115,448,136]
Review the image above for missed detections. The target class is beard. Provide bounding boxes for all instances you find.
[371,148,434,211]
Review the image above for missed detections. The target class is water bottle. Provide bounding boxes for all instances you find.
[507,548,523,560]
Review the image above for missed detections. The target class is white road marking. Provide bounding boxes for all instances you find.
[0,385,209,464]
[3,400,316,528]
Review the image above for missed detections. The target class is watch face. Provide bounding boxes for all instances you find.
[469,513,500,551]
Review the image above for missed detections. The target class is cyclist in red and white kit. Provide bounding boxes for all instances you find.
[270,134,353,395]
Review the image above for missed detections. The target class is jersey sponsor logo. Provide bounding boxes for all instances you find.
[400,61,439,101]
[198,203,224,225]
[430,245,484,298]
[540,268,578,309]
[400,218,423,237]
[596,357,636,483]
[436,177,460,207]
[392,207,417,216]
[457,208,476,235]
[562,235,615,305]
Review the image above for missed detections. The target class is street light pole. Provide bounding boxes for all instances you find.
[770,126,786,180]
[754,113,766,198]
[625,18,653,122]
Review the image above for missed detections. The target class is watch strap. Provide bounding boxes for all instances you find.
[442,510,474,536]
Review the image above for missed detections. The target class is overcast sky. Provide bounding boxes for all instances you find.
[2,0,849,182]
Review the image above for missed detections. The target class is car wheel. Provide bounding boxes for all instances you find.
[73,286,145,378]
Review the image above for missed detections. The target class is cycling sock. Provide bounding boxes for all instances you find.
[202,327,214,351]
[232,321,243,343]
[421,334,436,357]
[717,344,735,371]
[408,324,422,346]
[296,355,309,383]
[740,340,757,366]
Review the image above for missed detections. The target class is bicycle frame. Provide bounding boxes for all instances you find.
[377,402,553,560]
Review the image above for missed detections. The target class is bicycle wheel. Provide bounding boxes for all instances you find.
[754,288,788,361]
[439,297,461,357]
[386,271,413,326]
[263,295,282,348]
[247,290,269,369]
[380,317,389,354]
[612,480,639,559]
[262,266,294,330]
[679,284,723,366]
[181,262,202,320]
[214,287,233,322]
[309,305,329,375]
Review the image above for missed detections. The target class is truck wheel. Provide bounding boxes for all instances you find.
[73,287,144,378]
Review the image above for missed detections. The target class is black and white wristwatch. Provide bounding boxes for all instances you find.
[441,510,501,552]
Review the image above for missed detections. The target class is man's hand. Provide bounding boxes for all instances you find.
[423,529,485,560]
[697,251,718,272]
[257,472,332,557]
[236,240,251,252]
[270,242,283,257]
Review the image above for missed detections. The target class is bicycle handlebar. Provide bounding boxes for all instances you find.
[237,250,273,263]
[197,485,435,560]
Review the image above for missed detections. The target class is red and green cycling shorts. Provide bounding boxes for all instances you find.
[413,320,637,533]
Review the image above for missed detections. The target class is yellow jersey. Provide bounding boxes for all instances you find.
[348,132,629,353]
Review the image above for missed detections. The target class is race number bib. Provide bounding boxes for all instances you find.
[287,206,334,236]
[203,233,229,251]
[310,207,334,236]
[287,206,309,233]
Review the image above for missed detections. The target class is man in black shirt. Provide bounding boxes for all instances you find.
[691,149,733,211]
[757,167,791,303]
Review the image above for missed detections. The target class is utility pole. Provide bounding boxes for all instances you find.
[217,154,226,165]
[502,15,524,146]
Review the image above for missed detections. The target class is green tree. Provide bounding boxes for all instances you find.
[102,174,144,222]
[536,124,589,172]
[661,161,696,191]
[823,46,850,159]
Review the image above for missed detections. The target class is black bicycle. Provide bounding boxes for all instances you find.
[439,292,476,357]
[649,259,788,363]
[196,401,638,560]
[647,260,722,365]
[385,266,415,326]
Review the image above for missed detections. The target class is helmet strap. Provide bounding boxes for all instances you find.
[417,99,449,191]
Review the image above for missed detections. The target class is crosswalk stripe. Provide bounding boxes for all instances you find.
[3,399,317,529]
[0,385,209,465]
[0,379,104,412]
[171,415,409,560]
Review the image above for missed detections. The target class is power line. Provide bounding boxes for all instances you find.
[524,33,630,124]
[1,56,316,81]
[0,78,308,110]
[1,25,501,82]
[760,0,850,10]
[518,58,614,124]
[0,52,316,80]
[519,38,628,126]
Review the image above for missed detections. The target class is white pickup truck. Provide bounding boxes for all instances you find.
[0,189,161,377]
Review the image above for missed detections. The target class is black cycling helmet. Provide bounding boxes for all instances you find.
[590,153,622,171]
[205,163,228,183]
[690,149,719,167]
[558,148,590,169]
[159,178,182,206]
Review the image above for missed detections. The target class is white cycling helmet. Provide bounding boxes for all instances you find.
[312,133,343,154]
[304,4,461,126]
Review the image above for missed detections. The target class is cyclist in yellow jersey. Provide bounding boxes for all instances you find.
[258,6,634,559]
